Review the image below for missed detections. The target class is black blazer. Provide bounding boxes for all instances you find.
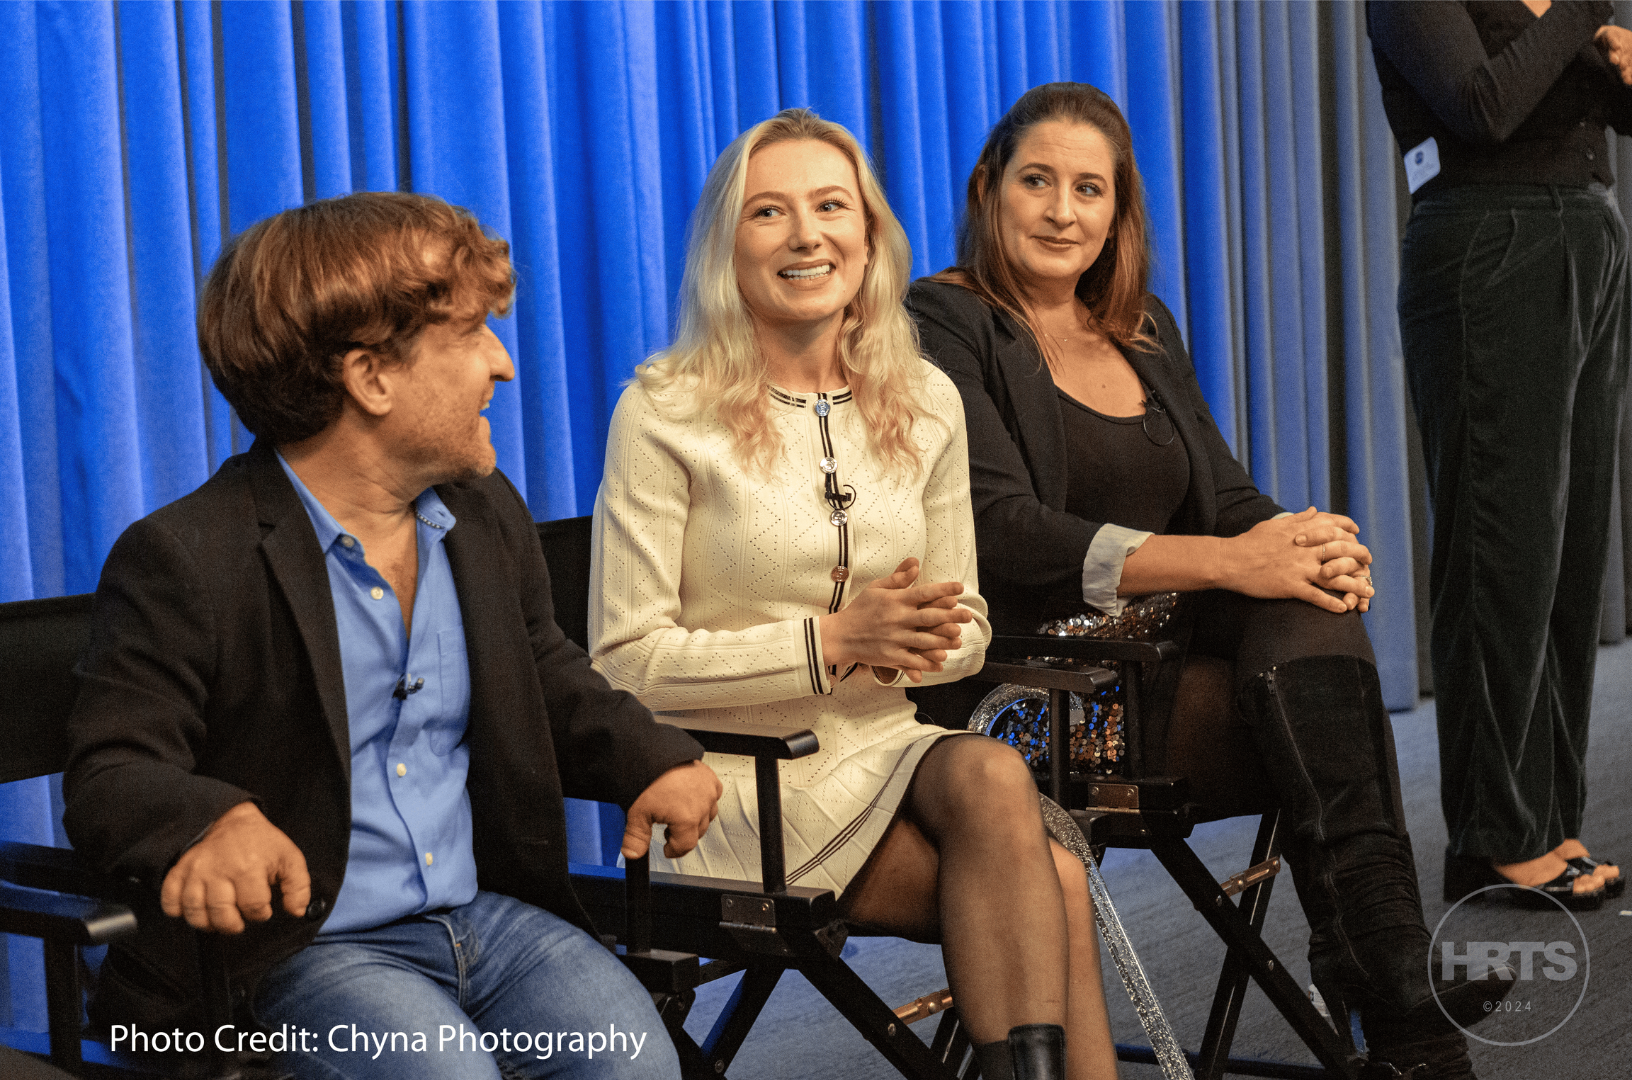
[63,440,701,1026]
[906,279,1282,634]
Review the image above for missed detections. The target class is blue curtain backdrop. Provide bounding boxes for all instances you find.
[0,0,1425,1035]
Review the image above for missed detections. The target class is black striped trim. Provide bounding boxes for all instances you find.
[767,387,852,408]
[803,617,828,696]
[816,392,854,678]
[786,740,924,885]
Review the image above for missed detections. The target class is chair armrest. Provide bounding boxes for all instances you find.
[653,717,820,895]
[977,660,1118,694]
[987,634,1179,665]
[656,715,819,760]
[0,880,137,946]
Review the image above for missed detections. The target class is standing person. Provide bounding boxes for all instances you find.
[1369,1,1630,908]
[907,83,1509,1079]
[64,192,722,1080]
[590,108,1118,1080]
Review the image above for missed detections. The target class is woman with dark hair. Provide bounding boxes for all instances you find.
[907,83,1502,1079]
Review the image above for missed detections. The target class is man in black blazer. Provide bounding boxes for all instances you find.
[63,192,718,1080]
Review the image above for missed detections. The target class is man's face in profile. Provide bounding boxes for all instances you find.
[390,317,515,484]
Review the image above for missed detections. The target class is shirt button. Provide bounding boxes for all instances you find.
[424,852,433,866]
[396,763,407,777]
[340,536,355,548]
[370,586,385,600]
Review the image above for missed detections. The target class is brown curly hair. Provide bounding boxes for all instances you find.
[199,191,514,445]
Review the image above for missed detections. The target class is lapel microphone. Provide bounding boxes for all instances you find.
[393,674,425,701]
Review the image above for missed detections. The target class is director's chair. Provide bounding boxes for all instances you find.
[966,626,1376,1080]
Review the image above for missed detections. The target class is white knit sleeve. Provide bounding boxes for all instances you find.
[589,386,832,710]
[901,370,990,687]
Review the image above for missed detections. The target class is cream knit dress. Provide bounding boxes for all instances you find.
[589,363,991,896]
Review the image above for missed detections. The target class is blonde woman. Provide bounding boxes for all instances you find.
[590,109,1118,1080]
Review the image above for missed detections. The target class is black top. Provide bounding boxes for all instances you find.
[1368,0,1632,199]
[905,279,1282,634]
[1058,390,1190,536]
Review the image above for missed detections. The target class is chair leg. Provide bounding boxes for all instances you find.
[790,938,959,1080]
[700,964,782,1076]
[930,1008,973,1077]
[1194,812,1283,1080]
[1149,836,1363,1080]
[42,939,82,1074]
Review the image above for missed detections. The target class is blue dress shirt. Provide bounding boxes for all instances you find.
[277,454,478,934]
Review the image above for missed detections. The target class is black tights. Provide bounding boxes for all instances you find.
[837,734,1116,1080]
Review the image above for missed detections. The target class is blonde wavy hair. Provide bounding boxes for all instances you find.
[637,108,934,476]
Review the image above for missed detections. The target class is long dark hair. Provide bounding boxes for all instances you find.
[932,82,1153,354]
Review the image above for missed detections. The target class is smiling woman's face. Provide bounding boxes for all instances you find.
[734,138,870,334]
[997,119,1118,296]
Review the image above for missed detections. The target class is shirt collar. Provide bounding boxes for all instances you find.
[275,451,456,551]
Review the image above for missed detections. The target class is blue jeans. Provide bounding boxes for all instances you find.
[254,891,678,1080]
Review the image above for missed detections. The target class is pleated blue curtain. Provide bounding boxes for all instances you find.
[1,0,1430,1034]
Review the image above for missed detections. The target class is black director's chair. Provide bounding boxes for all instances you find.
[0,593,253,1080]
[542,516,990,1080]
[971,629,1373,1080]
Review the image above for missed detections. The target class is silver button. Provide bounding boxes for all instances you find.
[340,536,355,548]
[815,400,830,417]
[829,509,848,527]
[1586,150,1595,160]
[820,456,838,474]
[370,586,385,600]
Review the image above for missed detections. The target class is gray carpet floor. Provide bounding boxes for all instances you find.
[683,641,1632,1079]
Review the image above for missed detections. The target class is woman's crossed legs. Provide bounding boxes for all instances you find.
[837,734,1117,1080]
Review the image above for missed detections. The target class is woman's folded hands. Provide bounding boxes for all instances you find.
[820,557,972,683]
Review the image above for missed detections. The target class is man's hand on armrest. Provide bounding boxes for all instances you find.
[620,760,722,861]
[160,801,311,934]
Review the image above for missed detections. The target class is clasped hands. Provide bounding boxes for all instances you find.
[1597,25,1632,86]
[163,758,726,933]
[1224,506,1374,615]
[819,556,971,684]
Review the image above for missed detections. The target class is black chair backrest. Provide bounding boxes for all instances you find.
[0,593,94,786]
[536,516,593,651]
[0,523,590,785]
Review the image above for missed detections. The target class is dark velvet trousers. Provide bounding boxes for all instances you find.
[1398,183,1630,862]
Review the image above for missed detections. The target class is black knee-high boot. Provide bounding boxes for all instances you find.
[1237,655,1508,1078]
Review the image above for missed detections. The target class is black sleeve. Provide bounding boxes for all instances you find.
[908,281,1099,605]
[63,520,257,885]
[1368,0,1610,144]
[1143,298,1283,537]
[490,472,702,809]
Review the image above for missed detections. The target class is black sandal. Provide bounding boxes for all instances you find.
[1567,854,1624,900]
[1442,848,1606,911]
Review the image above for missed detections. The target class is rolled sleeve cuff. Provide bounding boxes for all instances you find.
[1081,524,1154,617]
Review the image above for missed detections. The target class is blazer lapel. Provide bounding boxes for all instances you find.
[1122,323,1218,536]
[437,482,506,739]
[246,441,353,778]
[992,311,1071,510]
